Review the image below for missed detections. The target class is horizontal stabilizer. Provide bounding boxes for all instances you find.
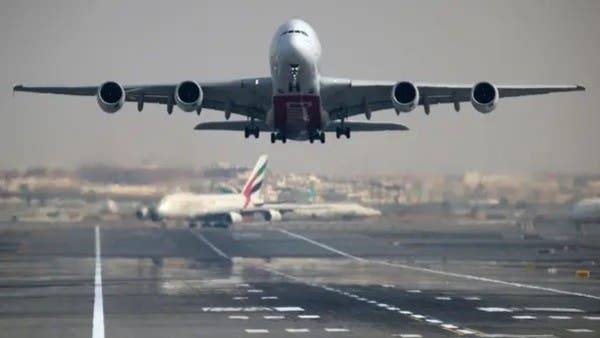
[194,121,273,131]
[325,122,409,132]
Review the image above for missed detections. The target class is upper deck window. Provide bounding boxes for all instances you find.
[281,30,309,37]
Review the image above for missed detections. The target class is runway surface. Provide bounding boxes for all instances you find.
[1,220,599,338]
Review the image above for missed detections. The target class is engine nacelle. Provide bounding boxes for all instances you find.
[391,81,419,113]
[97,81,125,113]
[264,209,282,222]
[174,81,203,112]
[226,212,243,224]
[471,82,498,113]
[135,206,149,220]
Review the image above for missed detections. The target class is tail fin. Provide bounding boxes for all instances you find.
[241,155,268,207]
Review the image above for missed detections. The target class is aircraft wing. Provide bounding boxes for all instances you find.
[320,77,585,119]
[194,121,273,132]
[324,122,408,132]
[13,78,273,120]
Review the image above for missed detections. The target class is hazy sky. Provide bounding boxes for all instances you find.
[1,0,599,175]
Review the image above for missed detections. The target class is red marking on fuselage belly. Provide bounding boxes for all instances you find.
[273,95,321,131]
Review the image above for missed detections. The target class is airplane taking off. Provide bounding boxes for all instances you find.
[14,19,584,143]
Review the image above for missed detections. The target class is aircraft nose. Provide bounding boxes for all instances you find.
[280,35,312,64]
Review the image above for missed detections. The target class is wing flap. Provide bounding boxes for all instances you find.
[194,121,273,131]
[325,122,409,132]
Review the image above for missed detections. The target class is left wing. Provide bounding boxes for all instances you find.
[13,78,272,120]
[320,77,585,119]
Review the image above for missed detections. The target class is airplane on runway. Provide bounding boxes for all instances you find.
[571,197,600,231]
[147,155,276,228]
[14,19,585,143]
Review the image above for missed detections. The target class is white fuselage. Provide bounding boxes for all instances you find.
[571,198,600,224]
[266,19,327,140]
[156,192,252,220]
[266,202,381,221]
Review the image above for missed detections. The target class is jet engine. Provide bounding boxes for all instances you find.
[264,209,283,222]
[391,81,419,113]
[471,82,498,113]
[226,212,243,224]
[135,206,149,220]
[97,81,125,113]
[174,81,203,112]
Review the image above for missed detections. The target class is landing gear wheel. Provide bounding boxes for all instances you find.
[270,132,276,143]
[345,127,351,139]
[282,135,287,143]
[253,127,260,138]
[336,127,341,139]
[244,127,250,139]
[319,132,325,143]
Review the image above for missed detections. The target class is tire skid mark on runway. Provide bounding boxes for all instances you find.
[93,226,105,338]
[277,229,600,301]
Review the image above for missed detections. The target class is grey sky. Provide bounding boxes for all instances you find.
[1,0,598,176]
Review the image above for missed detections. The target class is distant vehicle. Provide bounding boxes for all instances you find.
[264,202,381,221]
[143,155,275,228]
[571,197,600,230]
[14,19,584,143]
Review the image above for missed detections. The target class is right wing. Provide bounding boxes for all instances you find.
[320,77,585,119]
[13,78,273,120]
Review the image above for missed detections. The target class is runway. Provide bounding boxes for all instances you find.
[1,220,599,338]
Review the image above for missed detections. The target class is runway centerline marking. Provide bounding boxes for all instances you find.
[190,230,230,259]
[93,226,105,338]
[277,229,600,301]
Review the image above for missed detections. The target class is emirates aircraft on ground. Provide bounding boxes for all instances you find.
[148,155,275,228]
[14,19,584,143]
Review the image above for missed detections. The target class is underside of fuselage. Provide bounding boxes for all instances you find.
[272,94,323,141]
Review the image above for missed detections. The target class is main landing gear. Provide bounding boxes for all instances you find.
[309,130,326,144]
[335,126,351,139]
[244,125,260,138]
[270,132,287,143]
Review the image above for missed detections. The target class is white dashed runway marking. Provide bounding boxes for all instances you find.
[548,315,571,320]
[567,328,595,333]
[274,306,304,312]
[435,296,452,301]
[229,315,249,320]
[583,316,600,320]
[392,334,422,338]
[512,315,537,320]
[245,329,269,334]
[247,289,263,293]
[264,315,284,320]
[465,296,482,301]
[285,328,310,333]
[261,296,278,300]
[324,328,350,332]
[298,314,320,319]
[524,307,583,313]
[234,296,248,300]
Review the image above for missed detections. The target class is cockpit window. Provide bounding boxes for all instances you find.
[281,30,309,37]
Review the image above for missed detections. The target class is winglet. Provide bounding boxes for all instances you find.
[576,85,586,91]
